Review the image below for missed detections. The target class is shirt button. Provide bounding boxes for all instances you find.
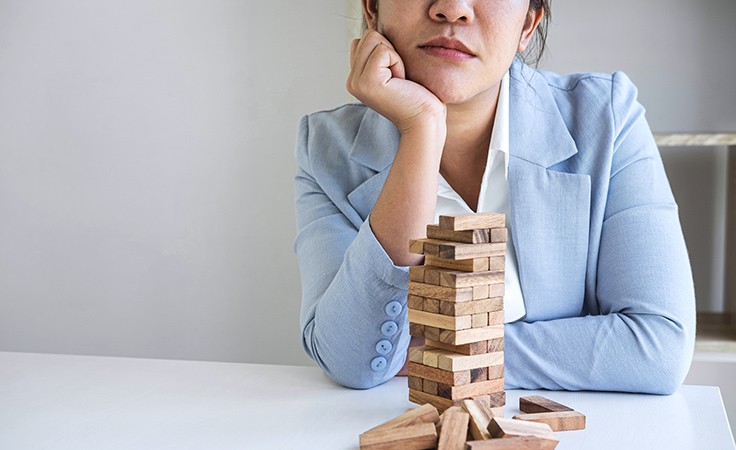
[370,356,387,372]
[375,340,393,355]
[385,301,403,318]
[381,321,398,337]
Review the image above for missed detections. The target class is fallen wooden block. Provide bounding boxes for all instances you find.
[439,213,506,231]
[466,435,558,449]
[359,422,438,450]
[512,411,586,432]
[437,407,470,450]
[462,398,494,440]
[487,417,558,447]
[519,396,574,414]
[364,403,440,434]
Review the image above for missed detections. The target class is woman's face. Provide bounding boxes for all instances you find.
[364,0,540,105]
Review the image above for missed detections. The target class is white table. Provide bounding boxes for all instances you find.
[1,352,733,450]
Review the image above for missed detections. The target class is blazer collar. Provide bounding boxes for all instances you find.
[348,59,578,172]
[508,59,578,168]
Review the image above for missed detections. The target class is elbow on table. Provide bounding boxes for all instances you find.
[637,320,695,395]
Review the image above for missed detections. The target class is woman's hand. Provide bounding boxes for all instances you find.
[347,29,446,135]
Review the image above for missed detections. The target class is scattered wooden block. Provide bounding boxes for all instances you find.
[427,224,490,244]
[424,339,489,356]
[487,417,558,447]
[512,411,586,432]
[359,422,438,450]
[408,362,471,386]
[439,270,505,288]
[409,310,472,331]
[439,213,506,231]
[364,403,440,434]
[440,325,504,346]
[518,396,574,414]
[462,398,494,440]
[426,255,490,272]
[437,378,505,401]
[466,436,558,449]
[408,282,473,302]
[440,298,503,317]
[437,407,469,450]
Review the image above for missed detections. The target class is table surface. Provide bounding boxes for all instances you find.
[1,352,734,450]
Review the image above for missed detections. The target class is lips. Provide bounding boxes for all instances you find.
[419,37,475,57]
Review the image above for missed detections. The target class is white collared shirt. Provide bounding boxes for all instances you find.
[434,72,525,323]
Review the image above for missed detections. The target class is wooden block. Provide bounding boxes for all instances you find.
[409,347,424,364]
[487,417,558,446]
[409,266,427,283]
[440,325,504,346]
[473,313,488,328]
[470,367,488,383]
[409,389,464,412]
[427,224,490,244]
[437,351,504,372]
[436,407,469,450]
[409,239,427,255]
[423,298,441,314]
[440,270,505,288]
[437,378,505,400]
[425,339,489,356]
[462,398,494,440]
[490,406,504,417]
[421,347,448,368]
[364,403,441,434]
[422,239,507,260]
[425,326,441,341]
[490,228,508,243]
[518,396,574,414]
[408,362,471,386]
[409,323,425,337]
[438,213,505,231]
[359,422,438,450]
[489,283,505,298]
[408,282,473,302]
[440,298,503,316]
[424,267,442,285]
[423,379,439,396]
[426,255,490,272]
[472,285,490,300]
[487,364,504,381]
[408,295,425,311]
[466,436,558,450]
[408,375,424,391]
[485,391,507,408]
[488,256,505,270]
[488,310,504,325]
[487,336,504,353]
[512,411,586,432]
[409,309,472,331]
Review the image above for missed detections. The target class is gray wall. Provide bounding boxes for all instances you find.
[1,1,734,365]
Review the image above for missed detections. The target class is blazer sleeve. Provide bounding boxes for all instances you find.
[503,72,696,394]
[293,114,411,389]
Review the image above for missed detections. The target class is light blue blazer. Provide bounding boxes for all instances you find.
[294,59,695,394]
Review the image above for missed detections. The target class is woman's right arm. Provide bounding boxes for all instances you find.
[294,30,446,388]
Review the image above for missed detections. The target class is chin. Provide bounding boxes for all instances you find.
[418,78,476,105]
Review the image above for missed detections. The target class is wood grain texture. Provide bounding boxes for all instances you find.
[437,407,469,450]
[439,270,505,288]
[440,325,504,345]
[408,362,471,386]
[424,339,489,356]
[427,224,490,244]
[408,281,473,302]
[488,256,505,270]
[408,295,425,311]
[426,255,490,272]
[462,398,493,440]
[364,403,440,434]
[466,436,559,449]
[488,310,504,326]
[490,228,508,243]
[440,298,503,316]
[359,422,438,450]
[487,417,558,444]
[423,298,441,314]
[512,411,586,432]
[409,266,427,282]
[439,213,506,231]
[437,351,504,372]
[519,396,573,414]
[409,309,472,331]
[409,323,425,337]
[409,389,463,412]
[423,239,507,260]
[437,378,505,400]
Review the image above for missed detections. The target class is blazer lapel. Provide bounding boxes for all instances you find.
[508,60,591,321]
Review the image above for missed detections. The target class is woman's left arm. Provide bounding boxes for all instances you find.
[504,73,696,394]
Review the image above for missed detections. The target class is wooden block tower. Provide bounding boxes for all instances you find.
[407,212,507,413]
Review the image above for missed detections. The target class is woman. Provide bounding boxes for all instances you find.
[294,0,695,394]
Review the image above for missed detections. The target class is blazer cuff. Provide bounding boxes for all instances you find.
[350,214,410,289]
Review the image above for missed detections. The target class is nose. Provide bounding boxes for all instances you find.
[429,0,475,24]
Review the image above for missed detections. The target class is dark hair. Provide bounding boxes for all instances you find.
[522,0,551,67]
[360,1,551,67]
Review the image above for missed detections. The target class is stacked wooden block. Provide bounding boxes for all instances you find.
[407,212,507,413]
